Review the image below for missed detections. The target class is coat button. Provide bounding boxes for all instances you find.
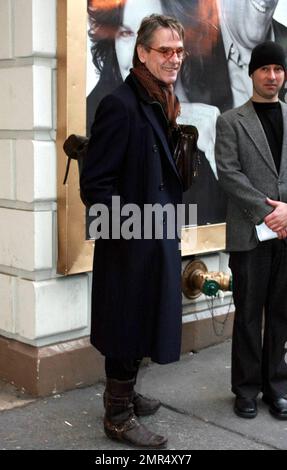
[159,183,165,191]
[153,144,158,152]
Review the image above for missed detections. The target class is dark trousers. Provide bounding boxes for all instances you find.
[229,239,287,399]
[105,357,142,381]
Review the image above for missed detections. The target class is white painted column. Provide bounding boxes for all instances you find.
[0,0,90,347]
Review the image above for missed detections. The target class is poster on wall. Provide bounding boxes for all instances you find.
[86,0,287,227]
[56,0,287,274]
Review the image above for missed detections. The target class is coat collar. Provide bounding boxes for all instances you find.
[237,99,287,177]
[280,101,287,180]
[125,72,153,104]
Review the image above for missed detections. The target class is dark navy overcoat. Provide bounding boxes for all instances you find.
[80,74,183,364]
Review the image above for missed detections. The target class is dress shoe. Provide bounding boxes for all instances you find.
[262,395,287,420]
[234,396,257,419]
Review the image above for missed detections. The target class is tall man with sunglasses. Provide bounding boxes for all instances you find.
[81,14,187,448]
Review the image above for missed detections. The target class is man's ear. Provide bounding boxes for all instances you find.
[137,44,147,64]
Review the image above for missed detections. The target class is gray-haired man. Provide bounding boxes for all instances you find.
[81,14,186,448]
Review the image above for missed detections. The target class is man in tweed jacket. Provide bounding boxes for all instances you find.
[215,41,287,420]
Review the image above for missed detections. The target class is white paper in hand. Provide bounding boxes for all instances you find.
[255,222,278,241]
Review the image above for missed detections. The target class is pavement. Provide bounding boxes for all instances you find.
[0,340,286,451]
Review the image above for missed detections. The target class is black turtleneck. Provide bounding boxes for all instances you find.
[252,101,283,174]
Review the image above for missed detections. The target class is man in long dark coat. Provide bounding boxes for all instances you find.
[80,14,186,448]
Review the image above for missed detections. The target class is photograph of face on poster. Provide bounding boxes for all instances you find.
[86,0,287,226]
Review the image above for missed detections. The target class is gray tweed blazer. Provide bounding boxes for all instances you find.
[215,99,287,251]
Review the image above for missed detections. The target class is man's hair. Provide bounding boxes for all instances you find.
[133,14,185,67]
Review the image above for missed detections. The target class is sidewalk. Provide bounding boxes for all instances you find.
[0,340,286,450]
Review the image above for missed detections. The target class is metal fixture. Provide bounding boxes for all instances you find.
[182,259,232,299]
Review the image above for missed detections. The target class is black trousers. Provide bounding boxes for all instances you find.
[229,239,287,399]
[105,357,142,381]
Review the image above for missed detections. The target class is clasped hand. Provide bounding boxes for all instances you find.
[264,198,287,239]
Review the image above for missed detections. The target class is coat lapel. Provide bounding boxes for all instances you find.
[238,100,278,177]
[140,102,182,184]
[279,101,287,179]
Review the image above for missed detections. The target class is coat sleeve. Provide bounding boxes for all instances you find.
[80,94,130,210]
[215,114,273,225]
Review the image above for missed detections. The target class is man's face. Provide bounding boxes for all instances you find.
[252,64,285,101]
[137,27,184,85]
[219,0,279,47]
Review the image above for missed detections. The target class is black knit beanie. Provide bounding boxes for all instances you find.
[248,41,286,76]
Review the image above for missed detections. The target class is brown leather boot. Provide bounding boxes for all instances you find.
[133,392,161,416]
[103,381,161,417]
[131,369,161,416]
[104,378,167,448]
